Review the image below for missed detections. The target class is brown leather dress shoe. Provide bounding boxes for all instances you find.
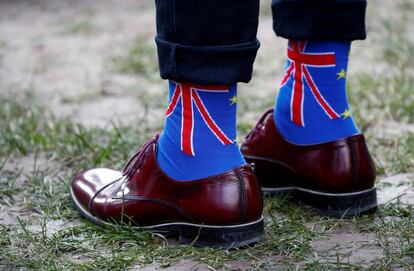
[241,109,377,217]
[71,135,264,248]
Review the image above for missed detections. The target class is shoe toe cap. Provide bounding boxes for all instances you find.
[71,168,123,210]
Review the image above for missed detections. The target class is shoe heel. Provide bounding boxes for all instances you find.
[178,218,264,249]
[298,187,378,217]
[246,157,297,189]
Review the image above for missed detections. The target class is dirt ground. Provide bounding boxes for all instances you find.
[1,0,413,270]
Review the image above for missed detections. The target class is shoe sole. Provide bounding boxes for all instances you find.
[70,187,264,249]
[263,186,377,217]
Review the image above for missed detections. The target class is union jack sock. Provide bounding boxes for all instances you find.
[274,40,360,145]
[157,81,245,180]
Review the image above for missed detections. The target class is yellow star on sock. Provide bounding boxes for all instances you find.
[341,108,352,119]
[229,95,237,105]
[337,69,347,80]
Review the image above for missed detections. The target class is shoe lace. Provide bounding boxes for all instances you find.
[245,108,273,140]
[122,134,158,178]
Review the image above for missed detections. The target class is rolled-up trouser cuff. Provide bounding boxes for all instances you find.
[272,0,367,41]
[155,36,260,85]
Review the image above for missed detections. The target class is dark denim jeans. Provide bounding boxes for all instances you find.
[155,0,367,85]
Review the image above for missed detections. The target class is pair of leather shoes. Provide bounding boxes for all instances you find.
[71,109,377,248]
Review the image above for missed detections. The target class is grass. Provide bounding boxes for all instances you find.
[63,20,94,35]
[0,157,23,207]
[1,70,413,269]
[109,40,159,79]
[1,1,414,270]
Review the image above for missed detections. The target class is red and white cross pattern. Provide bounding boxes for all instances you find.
[280,41,341,127]
[165,82,233,156]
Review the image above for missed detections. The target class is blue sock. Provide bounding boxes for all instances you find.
[275,40,360,145]
[157,81,245,181]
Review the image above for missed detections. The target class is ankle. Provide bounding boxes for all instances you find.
[157,81,245,181]
[274,40,360,145]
